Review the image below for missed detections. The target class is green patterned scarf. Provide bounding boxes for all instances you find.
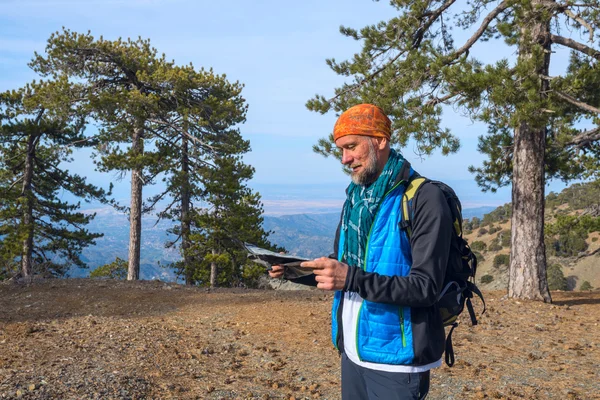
[341,148,405,268]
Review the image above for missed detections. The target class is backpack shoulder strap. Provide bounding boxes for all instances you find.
[400,176,429,238]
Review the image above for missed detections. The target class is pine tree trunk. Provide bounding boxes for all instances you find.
[127,126,144,281]
[210,248,217,288]
[20,133,36,277]
[181,133,192,285]
[508,2,552,302]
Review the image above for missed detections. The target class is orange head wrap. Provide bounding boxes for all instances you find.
[333,104,391,142]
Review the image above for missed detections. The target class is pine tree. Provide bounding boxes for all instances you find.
[185,154,279,288]
[142,66,251,285]
[30,29,180,280]
[307,1,600,302]
[0,80,110,278]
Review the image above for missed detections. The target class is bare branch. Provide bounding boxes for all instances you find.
[564,8,594,42]
[550,34,600,59]
[554,90,600,114]
[425,92,459,107]
[7,176,24,191]
[447,1,510,62]
[568,126,600,149]
[412,0,455,49]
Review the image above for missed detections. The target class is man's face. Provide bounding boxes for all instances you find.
[335,135,381,186]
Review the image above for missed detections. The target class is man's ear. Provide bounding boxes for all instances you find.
[374,137,388,150]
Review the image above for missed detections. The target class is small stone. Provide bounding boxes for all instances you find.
[28,384,36,391]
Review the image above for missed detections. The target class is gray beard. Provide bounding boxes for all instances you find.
[351,141,380,186]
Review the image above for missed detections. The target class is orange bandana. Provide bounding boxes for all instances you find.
[333,104,391,142]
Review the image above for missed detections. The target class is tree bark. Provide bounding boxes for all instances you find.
[127,126,144,281]
[508,1,552,302]
[210,248,217,288]
[20,133,36,277]
[181,131,193,285]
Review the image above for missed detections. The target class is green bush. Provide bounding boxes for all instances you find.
[548,231,589,257]
[477,228,488,237]
[488,225,501,234]
[493,254,510,268]
[480,274,494,284]
[241,263,267,288]
[470,241,487,252]
[547,263,568,291]
[580,281,593,291]
[473,251,485,263]
[592,237,598,242]
[90,257,128,280]
[488,240,503,252]
[545,214,600,257]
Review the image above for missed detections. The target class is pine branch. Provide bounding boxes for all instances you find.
[142,189,170,215]
[147,117,216,152]
[550,34,600,59]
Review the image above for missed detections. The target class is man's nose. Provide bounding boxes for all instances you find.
[341,150,352,165]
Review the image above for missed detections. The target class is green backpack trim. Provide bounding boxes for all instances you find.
[400,176,486,367]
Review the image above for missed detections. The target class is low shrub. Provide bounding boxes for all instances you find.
[493,254,510,268]
[470,241,487,252]
[90,257,128,280]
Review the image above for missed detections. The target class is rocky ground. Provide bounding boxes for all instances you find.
[1,279,599,399]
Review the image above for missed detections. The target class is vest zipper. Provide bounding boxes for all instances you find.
[355,179,407,361]
[399,307,406,347]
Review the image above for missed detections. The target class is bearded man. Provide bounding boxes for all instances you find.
[270,104,453,400]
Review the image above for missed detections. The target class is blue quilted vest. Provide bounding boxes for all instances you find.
[331,181,415,365]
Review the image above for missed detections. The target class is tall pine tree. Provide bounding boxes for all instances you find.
[307,1,600,302]
[0,80,110,278]
[142,66,255,286]
[30,29,179,280]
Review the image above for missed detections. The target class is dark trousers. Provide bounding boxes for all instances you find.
[341,353,430,400]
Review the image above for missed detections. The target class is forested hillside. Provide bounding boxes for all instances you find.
[466,181,600,291]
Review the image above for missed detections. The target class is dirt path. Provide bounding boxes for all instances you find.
[1,279,599,399]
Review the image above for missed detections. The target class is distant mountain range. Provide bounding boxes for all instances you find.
[68,206,495,281]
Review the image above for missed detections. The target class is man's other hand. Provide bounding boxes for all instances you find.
[301,257,348,291]
[268,265,285,279]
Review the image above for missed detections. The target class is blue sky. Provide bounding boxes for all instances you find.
[0,0,575,214]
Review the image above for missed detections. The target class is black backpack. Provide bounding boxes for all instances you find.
[400,176,486,367]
